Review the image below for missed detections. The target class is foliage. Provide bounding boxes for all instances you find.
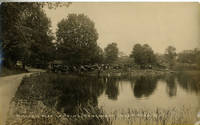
[177,48,200,64]
[0,3,70,69]
[42,2,71,9]
[164,46,176,68]
[1,3,31,68]
[130,44,156,68]
[22,8,56,68]
[91,46,104,64]
[56,14,101,65]
[174,48,200,70]
[104,43,119,64]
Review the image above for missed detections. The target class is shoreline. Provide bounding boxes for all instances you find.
[57,69,177,77]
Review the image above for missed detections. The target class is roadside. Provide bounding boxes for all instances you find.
[0,73,32,125]
[0,68,46,125]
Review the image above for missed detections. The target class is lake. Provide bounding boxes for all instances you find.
[7,71,200,125]
[97,72,200,125]
[48,71,200,125]
[98,73,200,112]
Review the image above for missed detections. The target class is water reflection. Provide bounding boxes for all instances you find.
[176,71,200,94]
[8,71,200,125]
[53,76,105,114]
[131,76,159,98]
[105,77,119,100]
[53,72,200,116]
[53,76,121,114]
[165,75,177,97]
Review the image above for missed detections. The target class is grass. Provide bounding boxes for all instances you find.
[102,106,197,125]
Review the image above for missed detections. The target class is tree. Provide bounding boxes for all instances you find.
[56,14,100,65]
[194,48,200,68]
[1,3,32,68]
[177,50,194,63]
[22,8,55,68]
[130,43,156,68]
[177,48,200,69]
[165,46,176,68]
[104,43,119,64]
[0,3,70,69]
[90,46,104,64]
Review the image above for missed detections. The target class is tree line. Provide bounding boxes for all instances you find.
[1,3,200,70]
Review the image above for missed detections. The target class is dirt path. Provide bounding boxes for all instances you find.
[0,73,32,125]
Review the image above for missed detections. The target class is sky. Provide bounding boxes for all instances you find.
[44,2,200,55]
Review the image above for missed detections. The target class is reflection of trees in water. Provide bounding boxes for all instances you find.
[54,75,121,115]
[54,76,105,115]
[176,72,200,93]
[52,76,112,125]
[131,76,159,98]
[15,73,112,125]
[104,77,119,100]
[52,72,200,116]
[165,75,177,97]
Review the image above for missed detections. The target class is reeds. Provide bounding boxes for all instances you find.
[93,106,197,125]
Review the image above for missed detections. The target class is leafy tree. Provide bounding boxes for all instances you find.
[56,14,100,65]
[194,48,200,68]
[165,46,176,68]
[130,43,156,68]
[0,3,70,69]
[104,43,119,64]
[178,48,200,64]
[23,8,55,68]
[90,46,104,64]
[177,50,195,63]
[1,3,32,68]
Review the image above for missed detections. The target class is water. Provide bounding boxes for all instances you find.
[6,71,200,125]
[48,71,200,125]
[98,75,200,112]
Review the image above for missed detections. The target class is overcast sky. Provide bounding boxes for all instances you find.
[44,2,200,55]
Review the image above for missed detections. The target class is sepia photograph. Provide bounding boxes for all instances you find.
[0,2,200,125]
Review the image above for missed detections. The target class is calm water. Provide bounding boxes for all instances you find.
[11,71,200,125]
[98,74,200,112]
[97,73,200,125]
[49,71,200,125]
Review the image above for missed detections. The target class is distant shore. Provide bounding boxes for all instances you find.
[74,68,176,77]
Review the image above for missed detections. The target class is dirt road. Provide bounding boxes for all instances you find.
[0,73,32,125]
